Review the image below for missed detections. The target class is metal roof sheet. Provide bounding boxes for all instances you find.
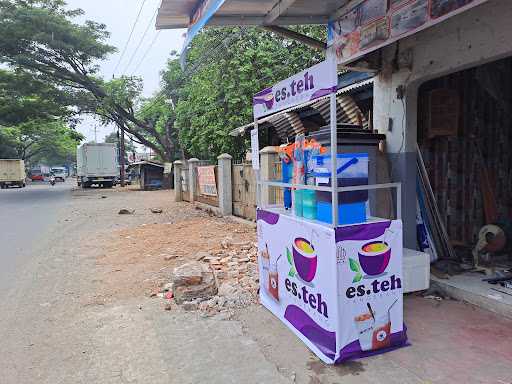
[229,77,373,137]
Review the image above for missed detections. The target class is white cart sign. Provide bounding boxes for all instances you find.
[253,60,337,119]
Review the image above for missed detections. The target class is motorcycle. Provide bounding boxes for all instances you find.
[49,175,56,186]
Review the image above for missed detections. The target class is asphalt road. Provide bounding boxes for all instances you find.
[0,179,73,293]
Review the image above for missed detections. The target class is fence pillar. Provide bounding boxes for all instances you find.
[217,153,233,216]
[188,158,200,203]
[173,160,183,202]
[259,146,279,208]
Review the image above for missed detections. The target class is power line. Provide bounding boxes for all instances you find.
[131,30,161,76]
[112,0,147,76]
[136,27,322,118]
[123,6,159,75]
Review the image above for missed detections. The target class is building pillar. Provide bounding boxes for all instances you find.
[373,64,417,249]
[259,146,279,208]
[188,158,200,203]
[173,160,183,202]
[217,154,233,216]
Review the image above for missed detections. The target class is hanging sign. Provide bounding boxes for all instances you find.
[184,0,226,49]
[253,60,337,119]
[197,166,218,196]
[180,0,227,65]
[251,128,260,170]
[329,0,489,65]
[163,163,173,174]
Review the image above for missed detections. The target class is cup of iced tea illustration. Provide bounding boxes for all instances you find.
[354,311,391,351]
[268,259,279,302]
[260,244,270,294]
[292,238,317,283]
[358,241,391,276]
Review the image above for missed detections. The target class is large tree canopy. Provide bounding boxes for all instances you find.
[0,119,83,161]
[0,0,174,160]
[0,69,77,126]
[0,0,326,163]
[165,26,325,160]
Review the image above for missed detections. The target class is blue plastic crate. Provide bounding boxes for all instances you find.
[316,200,366,225]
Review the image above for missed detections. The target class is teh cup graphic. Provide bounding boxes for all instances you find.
[354,311,391,351]
[358,241,391,276]
[292,238,317,282]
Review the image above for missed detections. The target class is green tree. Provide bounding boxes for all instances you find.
[0,119,83,161]
[0,0,174,160]
[104,131,136,154]
[0,69,78,126]
[168,26,325,160]
[0,0,327,163]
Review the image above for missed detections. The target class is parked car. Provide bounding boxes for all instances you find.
[51,167,67,182]
[30,169,44,181]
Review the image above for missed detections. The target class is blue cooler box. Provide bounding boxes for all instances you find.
[313,153,369,225]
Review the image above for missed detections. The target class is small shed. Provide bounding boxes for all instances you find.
[129,161,165,190]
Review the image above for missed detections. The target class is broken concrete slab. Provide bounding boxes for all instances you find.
[172,262,205,286]
[172,262,217,304]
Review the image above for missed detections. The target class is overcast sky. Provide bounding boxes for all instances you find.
[65,0,185,143]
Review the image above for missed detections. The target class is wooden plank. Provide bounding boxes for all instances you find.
[264,0,298,24]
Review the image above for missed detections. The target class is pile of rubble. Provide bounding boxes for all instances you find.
[159,236,260,315]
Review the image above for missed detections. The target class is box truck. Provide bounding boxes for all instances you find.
[77,143,118,188]
[0,159,26,189]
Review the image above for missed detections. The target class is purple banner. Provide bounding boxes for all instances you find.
[253,60,337,119]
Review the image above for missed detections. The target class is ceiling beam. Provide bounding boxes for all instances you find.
[264,0,298,25]
[262,26,327,51]
[204,15,328,26]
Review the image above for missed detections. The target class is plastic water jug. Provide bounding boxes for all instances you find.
[313,153,369,225]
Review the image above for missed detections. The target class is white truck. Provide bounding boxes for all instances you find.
[77,143,118,188]
[0,159,26,189]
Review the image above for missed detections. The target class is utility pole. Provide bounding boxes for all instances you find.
[93,125,98,143]
[119,127,126,187]
[131,137,136,163]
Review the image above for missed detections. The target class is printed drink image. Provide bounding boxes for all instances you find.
[260,244,271,297]
[371,313,391,350]
[292,238,317,282]
[358,241,391,276]
[268,270,279,301]
[354,311,391,351]
[354,312,374,351]
[268,255,280,302]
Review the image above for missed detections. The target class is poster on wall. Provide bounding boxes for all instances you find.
[390,0,428,38]
[197,166,218,196]
[257,209,407,363]
[329,0,488,65]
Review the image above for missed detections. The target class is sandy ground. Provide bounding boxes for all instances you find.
[2,185,511,384]
[94,212,255,302]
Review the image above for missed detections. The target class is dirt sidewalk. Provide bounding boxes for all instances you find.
[2,186,511,384]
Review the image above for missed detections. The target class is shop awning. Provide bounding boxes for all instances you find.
[156,0,348,30]
[229,77,373,139]
[158,0,492,68]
